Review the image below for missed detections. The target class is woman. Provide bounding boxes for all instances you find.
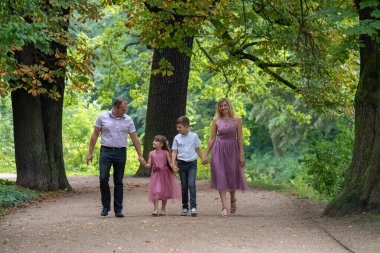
[205,98,248,217]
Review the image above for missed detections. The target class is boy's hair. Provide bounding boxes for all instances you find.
[176,116,190,127]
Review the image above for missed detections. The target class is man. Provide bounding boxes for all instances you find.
[86,98,145,217]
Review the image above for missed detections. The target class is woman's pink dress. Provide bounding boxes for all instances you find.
[211,118,248,191]
[148,150,181,202]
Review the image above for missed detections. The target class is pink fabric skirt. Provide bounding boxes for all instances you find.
[148,168,181,202]
[211,138,248,191]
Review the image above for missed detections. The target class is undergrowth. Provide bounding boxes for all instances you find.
[0,180,40,211]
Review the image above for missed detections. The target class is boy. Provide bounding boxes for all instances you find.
[172,116,206,217]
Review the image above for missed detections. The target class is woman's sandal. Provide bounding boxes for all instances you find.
[221,207,228,217]
[152,210,158,216]
[230,199,237,214]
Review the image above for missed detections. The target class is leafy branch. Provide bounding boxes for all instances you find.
[195,39,233,95]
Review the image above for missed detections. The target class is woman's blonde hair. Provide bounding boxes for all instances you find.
[215,98,235,119]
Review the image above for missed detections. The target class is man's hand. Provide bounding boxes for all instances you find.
[86,154,93,165]
[202,157,208,165]
[138,156,146,165]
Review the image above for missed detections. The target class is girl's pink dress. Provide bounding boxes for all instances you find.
[148,150,181,202]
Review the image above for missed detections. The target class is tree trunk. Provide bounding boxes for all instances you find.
[324,1,380,215]
[12,89,51,190]
[12,41,71,190]
[270,132,284,157]
[40,41,71,190]
[135,37,194,176]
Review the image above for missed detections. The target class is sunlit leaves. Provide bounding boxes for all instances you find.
[0,0,102,99]
[151,58,174,76]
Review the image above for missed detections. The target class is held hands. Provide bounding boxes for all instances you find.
[138,156,146,166]
[202,155,208,165]
[172,163,179,173]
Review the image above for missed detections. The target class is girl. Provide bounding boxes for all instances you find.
[144,135,181,216]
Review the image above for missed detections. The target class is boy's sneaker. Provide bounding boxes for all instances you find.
[190,208,198,217]
[181,208,189,216]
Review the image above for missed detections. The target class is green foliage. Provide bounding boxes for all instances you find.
[0,179,15,185]
[356,0,380,42]
[245,115,354,202]
[197,160,210,180]
[0,97,15,172]
[246,150,304,185]
[294,118,354,199]
[62,93,101,173]
[0,0,102,97]
[0,185,39,208]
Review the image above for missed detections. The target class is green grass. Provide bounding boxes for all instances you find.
[0,184,40,212]
[249,180,290,191]
[249,180,329,204]
[369,214,380,220]
[0,179,16,185]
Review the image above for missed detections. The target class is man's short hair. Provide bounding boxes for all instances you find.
[176,116,190,127]
[113,98,127,108]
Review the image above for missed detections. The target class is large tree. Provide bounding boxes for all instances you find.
[11,41,70,190]
[138,37,194,176]
[125,1,209,176]
[324,0,380,215]
[1,1,99,190]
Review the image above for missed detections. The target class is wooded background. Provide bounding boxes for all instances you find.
[0,0,379,216]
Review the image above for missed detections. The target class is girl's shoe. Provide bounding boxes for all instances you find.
[221,207,228,217]
[230,199,237,214]
[159,210,166,216]
[152,210,158,216]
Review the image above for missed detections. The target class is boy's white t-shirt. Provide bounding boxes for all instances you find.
[172,131,201,162]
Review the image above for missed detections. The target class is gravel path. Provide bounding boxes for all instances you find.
[0,174,379,253]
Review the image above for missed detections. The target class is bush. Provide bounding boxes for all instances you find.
[294,118,354,200]
[246,150,303,185]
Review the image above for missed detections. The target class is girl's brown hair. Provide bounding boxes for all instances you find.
[153,135,173,172]
[154,135,171,153]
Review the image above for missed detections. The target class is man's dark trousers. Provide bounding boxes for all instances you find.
[99,146,126,212]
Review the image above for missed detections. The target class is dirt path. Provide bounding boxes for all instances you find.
[0,174,379,253]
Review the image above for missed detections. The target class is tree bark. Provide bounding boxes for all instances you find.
[40,41,71,190]
[270,132,284,157]
[11,41,71,190]
[135,37,194,176]
[12,88,51,190]
[324,1,380,215]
